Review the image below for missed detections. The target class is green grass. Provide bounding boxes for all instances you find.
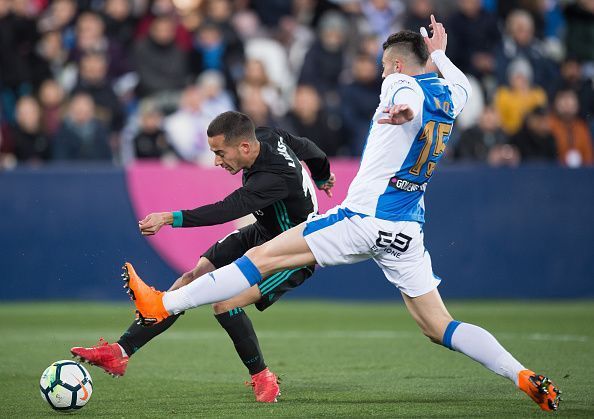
[1,300,593,417]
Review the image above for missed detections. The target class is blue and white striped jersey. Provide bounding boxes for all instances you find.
[343,50,471,224]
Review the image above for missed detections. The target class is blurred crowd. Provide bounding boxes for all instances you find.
[0,0,593,169]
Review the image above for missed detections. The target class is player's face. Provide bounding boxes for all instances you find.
[209,134,247,175]
[381,51,398,78]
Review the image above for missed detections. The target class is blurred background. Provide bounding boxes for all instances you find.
[0,0,593,301]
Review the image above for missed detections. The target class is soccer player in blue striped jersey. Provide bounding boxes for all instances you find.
[127,15,561,411]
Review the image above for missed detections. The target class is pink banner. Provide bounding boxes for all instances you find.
[125,159,359,273]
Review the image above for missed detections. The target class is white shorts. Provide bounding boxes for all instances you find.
[303,206,440,297]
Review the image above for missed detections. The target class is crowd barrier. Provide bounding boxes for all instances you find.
[1,161,592,300]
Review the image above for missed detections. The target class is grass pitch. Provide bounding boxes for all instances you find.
[1,300,593,418]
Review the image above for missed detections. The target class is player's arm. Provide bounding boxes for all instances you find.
[273,128,335,197]
[423,14,472,113]
[378,81,423,125]
[138,173,288,235]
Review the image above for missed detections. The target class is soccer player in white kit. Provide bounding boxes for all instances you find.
[126,15,561,411]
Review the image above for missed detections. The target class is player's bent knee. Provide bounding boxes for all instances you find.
[244,245,273,271]
[212,301,232,314]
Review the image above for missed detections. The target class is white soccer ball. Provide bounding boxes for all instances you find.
[39,360,93,411]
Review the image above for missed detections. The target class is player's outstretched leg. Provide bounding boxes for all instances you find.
[71,315,181,376]
[403,290,561,411]
[126,256,266,323]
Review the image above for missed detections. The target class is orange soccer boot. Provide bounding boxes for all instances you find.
[71,338,129,377]
[518,369,562,411]
[122,262,169,326]
[247,368,281,403]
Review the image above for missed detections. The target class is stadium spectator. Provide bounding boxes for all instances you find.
[205,0,244,57]
[0,0,47,122]
[564,0,594,63]
[69,11,130,79]
[283,84,343,156]
[36,30,76,92]
[249,0,292,28]
[10,95,50,163]
[509,107,558,162]
[37,0,77,50]
[556,59,594,122]
[102,0,138,50]
[548,89,593,167]
[38,79,65,139]
[454,106,509,163]
[494,58,547,135]
[73,52,125,133]
[299,11,348,99]
[196,70,235,120]
[135,0,193,51]
[239,90,279,128]
[163,86,210,164]
[494,9,558,95]
[291,0,339,28]
[446,0,500,80]
[188,21,245,95]
[53,93,111,161]
[339,53,382,155]
[360,0,405,43]
[133,100,173,160]
[134,15,188,98]
[237,59,286,117]
[403,0,434,32]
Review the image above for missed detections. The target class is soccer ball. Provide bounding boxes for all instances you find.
[39,360,93,411]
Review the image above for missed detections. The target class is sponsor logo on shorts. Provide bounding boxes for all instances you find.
[388,177,426,192]
[371,231,412,258]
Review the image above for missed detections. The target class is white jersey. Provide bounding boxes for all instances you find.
[343,50,471,224]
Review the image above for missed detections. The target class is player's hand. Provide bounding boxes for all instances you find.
[138,212,170,236]
[378,104,414,125]
[422,14,447,54]
[318,172,336,197]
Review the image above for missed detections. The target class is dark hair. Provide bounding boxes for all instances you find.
[207,111,256,143]
[382,30,429,66]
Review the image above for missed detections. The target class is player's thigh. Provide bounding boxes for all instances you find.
[203,224,263,268]
[373,221,441,299]
[212,285,262,314]
[246,223,317,277]
[297,207,375,269]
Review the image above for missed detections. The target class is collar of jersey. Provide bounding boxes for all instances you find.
[412,72,438,80]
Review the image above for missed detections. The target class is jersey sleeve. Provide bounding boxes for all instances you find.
[175,172,289,228]
[429,50,472,117]
[272,128,331,186]
[382,74,424,118]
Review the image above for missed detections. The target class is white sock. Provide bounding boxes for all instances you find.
[162,256,261,314]
[446,321,525,386]
[117,343,129,358]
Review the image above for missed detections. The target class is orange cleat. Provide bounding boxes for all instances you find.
[122,262,169,326]
[518,369,562,411]
[71,338,128,377]
[247,368,281,403]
